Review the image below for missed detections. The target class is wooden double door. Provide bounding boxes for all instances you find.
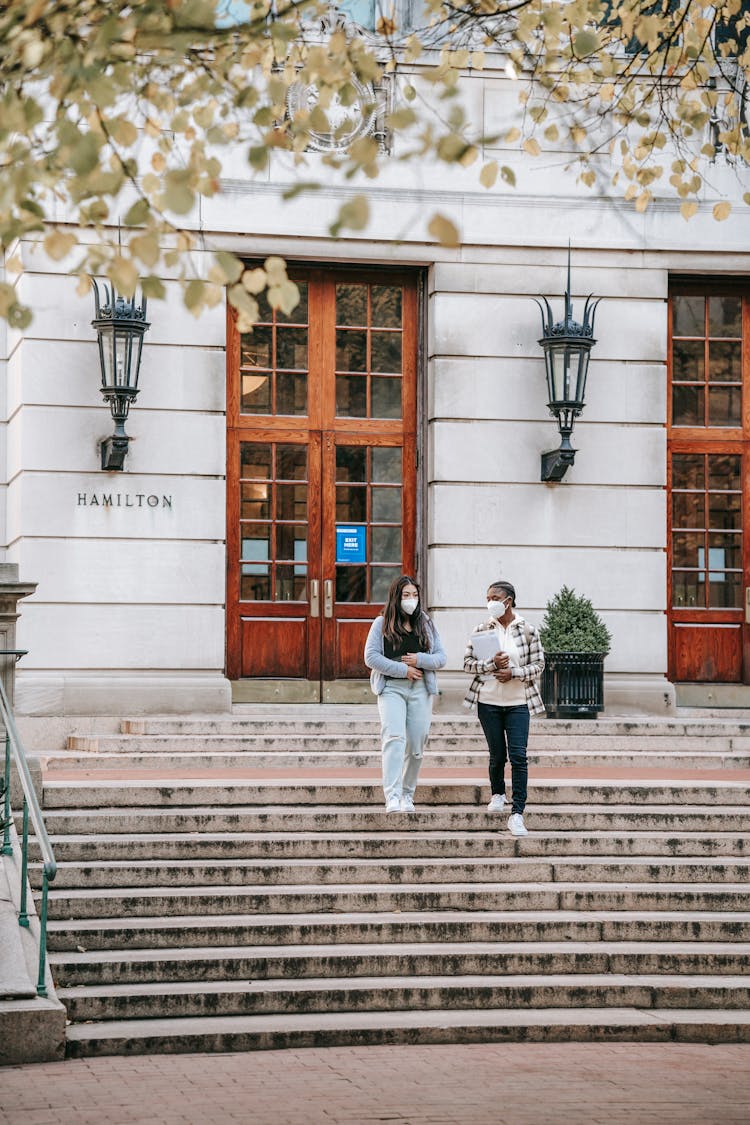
[226,268,418,692]
[668,281,750,683]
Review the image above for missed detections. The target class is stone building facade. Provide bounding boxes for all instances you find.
[3,45,750,725]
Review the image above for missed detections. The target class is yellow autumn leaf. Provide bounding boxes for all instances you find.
[43,230,76,261]
[129,233,160,268]
[680,201,699,221]
[268,279,300,316]
[522,138,541,156]
[713,201,731,221]
[635,191,652,213]
[479,161,498,189]
[505,127,521,144]
[109,256,139,296]
[264,256,289,284]
[242,268,267,295]
[427,214,460,248]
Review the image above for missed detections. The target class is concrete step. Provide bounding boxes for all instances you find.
[43,881,750,921]
[31,805,750,835]
[56,973,750,1022]
[65,733,750,754]
[39,779,750,809]
[120,717,750,736]
[45,909,750,951]
[42,749,750,772]
[62,1006,750,1057]
[41,711,750,1056]
[33,830,750,863]
[48,941,750,986]
[30,855,750,890]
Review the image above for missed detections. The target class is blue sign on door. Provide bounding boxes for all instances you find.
[336,524,367,564]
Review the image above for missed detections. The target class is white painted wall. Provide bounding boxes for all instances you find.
[7,265,230,715]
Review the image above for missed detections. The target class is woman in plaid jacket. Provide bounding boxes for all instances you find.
[463,580,545,836]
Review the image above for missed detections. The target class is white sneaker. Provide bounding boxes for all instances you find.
[508,813,529,836]
[401,795,415,813]
[487,794,507,812]
[385,795,401,813]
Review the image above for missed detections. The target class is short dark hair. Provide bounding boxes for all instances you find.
[488,580,516,607]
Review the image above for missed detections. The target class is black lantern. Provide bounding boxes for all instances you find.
[534,249,600,482]
[91,281,150,471]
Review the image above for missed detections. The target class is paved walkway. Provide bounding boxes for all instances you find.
[2,1044,750,1124]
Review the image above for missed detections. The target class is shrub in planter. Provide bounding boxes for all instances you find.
[539,586,612,719]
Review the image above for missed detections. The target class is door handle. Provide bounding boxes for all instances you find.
[324,579,333,618]
[310,579,319,618]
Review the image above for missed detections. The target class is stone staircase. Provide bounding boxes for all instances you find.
[27,714,750,1054]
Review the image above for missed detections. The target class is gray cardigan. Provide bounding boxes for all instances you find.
[364,614,447,697]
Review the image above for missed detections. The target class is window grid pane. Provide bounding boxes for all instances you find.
[335,283,404,420]
[672,294,743,428]
[240,283,309,417]
[239,441,309,602]
[672,451,743,609]
[335,445,403,603]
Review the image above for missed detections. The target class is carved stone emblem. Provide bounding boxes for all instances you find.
[286,75,391,153]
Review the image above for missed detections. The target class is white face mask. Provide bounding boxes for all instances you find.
[487,599,508,618]
[401,598,419,616]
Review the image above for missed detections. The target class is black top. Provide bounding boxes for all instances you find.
[384,630,426,661]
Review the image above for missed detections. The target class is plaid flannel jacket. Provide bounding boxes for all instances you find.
[463,616,546,715]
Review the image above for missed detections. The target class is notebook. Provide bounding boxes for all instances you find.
[470,629,500,662]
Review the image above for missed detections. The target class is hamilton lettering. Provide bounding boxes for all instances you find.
[77,493,173,509]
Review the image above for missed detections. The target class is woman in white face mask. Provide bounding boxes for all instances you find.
[364,575,447,813]
[463,581,545,836]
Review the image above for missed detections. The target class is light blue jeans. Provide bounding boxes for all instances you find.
[377,677,433,802]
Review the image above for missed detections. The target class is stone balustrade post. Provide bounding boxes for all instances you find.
[0,563,37,711]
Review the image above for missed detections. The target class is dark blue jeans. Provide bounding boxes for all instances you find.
[477,702,529,814]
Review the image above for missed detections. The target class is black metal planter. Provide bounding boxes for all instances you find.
[542,652,605,719]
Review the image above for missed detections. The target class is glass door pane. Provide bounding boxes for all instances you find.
[671,451,743,609]
[334,443,403,603]
[240,283,309,416]
[671,294,742,428]
[239,441,309,602]
[335,283,404,420]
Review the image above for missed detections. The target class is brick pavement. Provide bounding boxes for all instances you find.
[2,1044,750,1124]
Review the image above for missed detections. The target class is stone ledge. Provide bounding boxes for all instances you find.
[15,672,232,721]
[435,673,676,716]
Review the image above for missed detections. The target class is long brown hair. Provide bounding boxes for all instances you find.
[382,575,431,649]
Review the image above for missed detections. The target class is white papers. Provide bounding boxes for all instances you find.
[469,630,500,662]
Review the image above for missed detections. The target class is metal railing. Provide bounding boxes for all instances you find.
[0,650,56,997]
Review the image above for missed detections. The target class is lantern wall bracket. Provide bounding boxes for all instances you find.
[541,445,576,482]
[101,434,130,471]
